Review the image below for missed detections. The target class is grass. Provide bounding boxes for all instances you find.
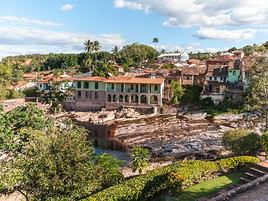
[175,173,242,201]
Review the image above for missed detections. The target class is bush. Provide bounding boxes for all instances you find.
[200,97,214,108]
[223,129,261,155]
[85,156,259,201]
[23,87,39,97]
[261,131,268,156]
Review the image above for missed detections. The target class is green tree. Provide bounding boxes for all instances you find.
[247,58,268,129]
[261,131,268,158]
[93,40,101,52]
[228,47,238,52]
[223,129,261,155]
[96,153,124,188]
[152,37,159,49]
[131,146,149,175]
[243,45,254,56]
[118,43,159,67]
[0,105,123,201]
[182,86,202,105]
[171,81,185,103]
[0,104,52,154]
[40,81,73,113]
[1,126,100,201]
[93,62,118,78]
[84,40,101,54]
[84,40,94,53]
[0,63,12,100]
[112,46,120,63]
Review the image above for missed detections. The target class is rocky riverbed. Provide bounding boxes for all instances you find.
[72,110,264,161]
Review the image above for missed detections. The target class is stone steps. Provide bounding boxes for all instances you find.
[240,163,268,184]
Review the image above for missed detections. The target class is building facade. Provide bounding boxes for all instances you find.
[201,51,245,104]
[157,53,182,64]
[65,76,165,111]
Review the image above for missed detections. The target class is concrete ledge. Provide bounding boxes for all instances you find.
[210,174,268,201]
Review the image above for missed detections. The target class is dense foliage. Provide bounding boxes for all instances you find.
[171,81,185,103]
[0,105,123,201]
[131,146,149,175]
[223,129,261,155]
[0,63,24,100]
[40,81,73,113]
[189,52,213,60]
[86,156,259,201]
[247,57,268,129]
[261,131,268,157]
[181,86,202,105]
[117,43,159,67]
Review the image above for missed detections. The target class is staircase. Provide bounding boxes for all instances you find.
[240,162,268,184]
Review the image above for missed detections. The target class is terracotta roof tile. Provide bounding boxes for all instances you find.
[74,76,165,84]
[105,77,165,84]
[74,76,106,82]
[181,66,207,75]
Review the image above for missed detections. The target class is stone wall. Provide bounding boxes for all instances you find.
[210,174,268,201]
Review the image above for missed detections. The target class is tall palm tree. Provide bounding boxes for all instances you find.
[84,40,93,53]
[152,37,159,49]
[112,46,120,63]
[93,40,101,52]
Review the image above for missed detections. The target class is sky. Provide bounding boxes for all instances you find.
[0,0,268,59]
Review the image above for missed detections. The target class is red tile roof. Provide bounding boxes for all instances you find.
[74,76,165,85]
[181,66,207,75]
[74,76,107,82]
[105,77,165,84]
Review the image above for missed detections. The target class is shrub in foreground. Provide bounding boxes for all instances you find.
[86,156,259,201]
[223,129,261,155]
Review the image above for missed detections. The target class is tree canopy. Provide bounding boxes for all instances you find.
[117,43,159,67]
[223,129,260,155]
[0,105,123,201]
[247,57,268,129]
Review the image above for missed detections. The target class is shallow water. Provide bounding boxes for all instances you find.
[95,148,131,163]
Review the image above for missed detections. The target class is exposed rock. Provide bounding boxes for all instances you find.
[73,111,264,160]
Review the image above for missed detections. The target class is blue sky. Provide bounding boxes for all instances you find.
[0,0,268,58]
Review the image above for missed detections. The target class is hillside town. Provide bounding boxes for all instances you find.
[3,1,268,201]
[12,50,251,111]
[2,41,268,201]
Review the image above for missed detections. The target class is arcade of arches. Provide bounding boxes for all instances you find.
[106,93,160,105]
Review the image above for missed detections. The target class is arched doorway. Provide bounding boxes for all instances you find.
[131,94,139,103]
[125,95,129,103]
[119,95,124,102]
[113,94,117,102]
[150,95,158,104]
[107,94,112,102]
[140,95,148,104]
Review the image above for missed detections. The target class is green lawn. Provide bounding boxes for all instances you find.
[175,173,241,201]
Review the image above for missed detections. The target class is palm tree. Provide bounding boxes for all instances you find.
[152,37,159,49]
[84,40,93,53]
[160,49,166,54]
[93,40,101,52]
[112,46,120,63]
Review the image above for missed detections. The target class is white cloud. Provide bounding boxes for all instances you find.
[0,26,125,59]
[114,0,268,41]
[60,4,75,11]
[0,16,63,27]
[114,0,268,27]
[194,28,256,40]
[114,0,146,10]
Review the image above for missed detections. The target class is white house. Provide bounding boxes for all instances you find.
[157,53,181,64]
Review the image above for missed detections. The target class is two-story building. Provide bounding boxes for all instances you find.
[65,76,165,111]
[157,53,182,64]
[201,51,245,104]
